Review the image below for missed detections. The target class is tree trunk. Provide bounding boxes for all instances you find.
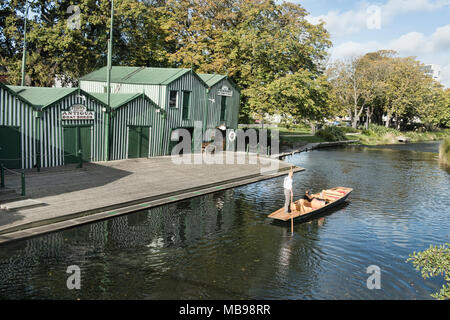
[352,114,359,129]
[310,122,316,135]
[385,113,391,128]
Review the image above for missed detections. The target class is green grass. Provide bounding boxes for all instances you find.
[280,135,325,145]
[270,124,450,147]
[267,123,312,135]
[439,138,450,165]
[355,125,450,145]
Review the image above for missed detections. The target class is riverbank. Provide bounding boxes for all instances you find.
[439,138,450,165]
[347,127,450,146]
[275,124,449,149]
[0,153,303,244]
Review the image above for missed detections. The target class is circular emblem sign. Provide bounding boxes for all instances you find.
[228,131,236,142]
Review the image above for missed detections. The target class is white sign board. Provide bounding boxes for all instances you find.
[218,85,233,97]
[62,104,95,120]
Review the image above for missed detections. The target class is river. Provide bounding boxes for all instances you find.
[0,141,448,299]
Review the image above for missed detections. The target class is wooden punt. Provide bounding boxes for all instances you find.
[268,187,353,222]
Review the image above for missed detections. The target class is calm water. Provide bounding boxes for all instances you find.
[0,142,448,300]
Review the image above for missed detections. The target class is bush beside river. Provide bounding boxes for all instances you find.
[439,138,450,165]
[276,124,449,148]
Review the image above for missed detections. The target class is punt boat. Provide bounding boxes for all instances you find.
[268,187,353,222]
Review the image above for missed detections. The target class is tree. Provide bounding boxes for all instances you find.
[327,57,367,129]
[328,51,448,131]
[407,243,450,300]
[162,0,331,121]
[383,57,428,129]
[418,82,449,130]
[2,0,174,86]
[248,70,331,129]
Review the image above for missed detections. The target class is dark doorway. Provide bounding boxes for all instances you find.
[0,126,21,169]
[128,126,150,158]
[63,126,92,164]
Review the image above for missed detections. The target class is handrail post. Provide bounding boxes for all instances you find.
[1,163,4,188]
[21,171,25,196]
[77,149,83,169]
[36,150,41,172]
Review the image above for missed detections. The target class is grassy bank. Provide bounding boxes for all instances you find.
[439,138,450,165]
[347,125,450,145]
[275,124,449,148]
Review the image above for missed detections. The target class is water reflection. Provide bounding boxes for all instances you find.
[0,142,448,299]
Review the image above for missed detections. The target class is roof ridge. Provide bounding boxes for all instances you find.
[122,66,146,80]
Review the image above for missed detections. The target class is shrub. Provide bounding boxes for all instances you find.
[366,124,400,136]
[315,126,347,142]
[407,243,450,300]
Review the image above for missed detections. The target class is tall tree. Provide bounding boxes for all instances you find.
[162,0,331,121]
[2,0,173,86]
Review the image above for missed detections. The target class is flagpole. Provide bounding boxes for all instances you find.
[105,0,114,161]
[21,1,30,86]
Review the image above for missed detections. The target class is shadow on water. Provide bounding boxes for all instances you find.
[270,202,350,228]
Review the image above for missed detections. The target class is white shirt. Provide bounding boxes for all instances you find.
[284,176,293,190]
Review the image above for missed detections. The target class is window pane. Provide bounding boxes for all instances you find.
[169,91,178,108]
[182,91,191,120]
[220,96,226,121]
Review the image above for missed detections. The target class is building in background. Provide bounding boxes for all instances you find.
[424,64,441,82]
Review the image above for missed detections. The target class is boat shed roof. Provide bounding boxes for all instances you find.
[87,92,160,110]
[197,73,240,92]
[7,86,78,110]
[80,66,208,87]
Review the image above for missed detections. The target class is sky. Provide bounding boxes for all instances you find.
[287,0,450,87]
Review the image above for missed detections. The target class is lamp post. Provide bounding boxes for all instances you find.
[21,1,31,86]
[105,0,114,161]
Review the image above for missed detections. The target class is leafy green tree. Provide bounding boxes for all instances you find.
[2,0,173,86]
[162,0,331,122]
[407,243,450,300]
[327,58,367,129]
[248,70,331,129]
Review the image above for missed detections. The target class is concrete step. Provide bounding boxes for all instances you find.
[0,199,44,211]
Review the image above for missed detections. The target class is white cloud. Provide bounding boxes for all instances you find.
[440,64,450,88]
[307,0,450,38]
[331,23,450,57]
[431,24,450,51]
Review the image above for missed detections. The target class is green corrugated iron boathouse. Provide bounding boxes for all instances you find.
[0,67,240,169]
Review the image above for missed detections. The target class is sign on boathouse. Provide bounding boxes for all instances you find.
[62,104,95,120]
[218,85,233,97]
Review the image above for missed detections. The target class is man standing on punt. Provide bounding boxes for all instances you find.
[284,168,294,214]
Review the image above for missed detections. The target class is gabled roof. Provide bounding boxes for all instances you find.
[198,73,240,92]
[80,66,198,86]
[198,74,227,87]
[87,92,160,110]
[7,85,78,110]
